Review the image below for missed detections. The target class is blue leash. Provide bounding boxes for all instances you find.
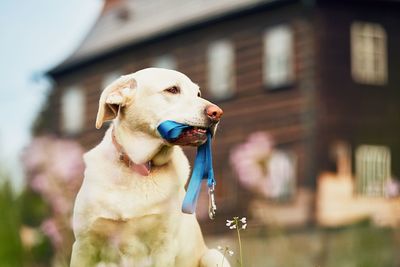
[157,120,216,218]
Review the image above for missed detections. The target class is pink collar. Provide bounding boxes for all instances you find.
[112,129,152,176]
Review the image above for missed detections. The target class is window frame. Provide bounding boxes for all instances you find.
[61,86,86,135]
[206,39,236,101]
[351,21,388,85]
[263,24,295,90]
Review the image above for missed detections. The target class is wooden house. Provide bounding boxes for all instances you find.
[44,0,400,232]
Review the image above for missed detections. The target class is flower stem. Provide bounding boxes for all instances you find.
[236,220,243,267]
[221,249,226,267]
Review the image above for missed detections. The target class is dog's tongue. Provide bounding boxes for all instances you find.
[131,162,151,176]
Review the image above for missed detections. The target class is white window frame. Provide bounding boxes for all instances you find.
[351,22,387,85]
[61,86,86,135]
[152,54,177,70]
[263,25,294,88]
[207,39,235,100]
[355,145,391,197]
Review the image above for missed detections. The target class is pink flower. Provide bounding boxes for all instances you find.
[230,132,275,198]
[51,140,84,183]
[22,136,85,252]
[30,174,50,194]
[41,219,63,248]
[22,136,84,201]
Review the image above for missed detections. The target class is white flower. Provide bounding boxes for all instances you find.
[229,225,237,229]
[240,217,247,224]
[226,219,234,226]
[242,223,247,230]
[228,250,234,256]
[217,246,223,250]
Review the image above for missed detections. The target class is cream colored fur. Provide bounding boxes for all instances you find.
[71,68,230,267]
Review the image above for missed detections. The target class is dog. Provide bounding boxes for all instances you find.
[70,68,230,267]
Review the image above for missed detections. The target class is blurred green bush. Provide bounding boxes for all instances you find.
[0,172,53,267]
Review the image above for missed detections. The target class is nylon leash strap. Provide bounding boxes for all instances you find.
[157,120,217,219]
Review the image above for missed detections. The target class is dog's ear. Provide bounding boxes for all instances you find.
[95,75,137,129]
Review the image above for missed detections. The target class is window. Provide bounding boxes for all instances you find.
[61,86,85,135]
[356,145,391,197]
[266,150,297,200]
[102,71,122,90]
[351,22,387,85]
[207,40,235,100]
[263,25,294,88]
[152,54,177,70]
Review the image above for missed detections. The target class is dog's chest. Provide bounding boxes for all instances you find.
[91,213,179,265]
[87,160,182,217]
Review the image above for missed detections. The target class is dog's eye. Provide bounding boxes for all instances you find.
[165,86,180,94]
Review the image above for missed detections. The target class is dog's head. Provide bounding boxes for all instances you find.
[96,68,223,146]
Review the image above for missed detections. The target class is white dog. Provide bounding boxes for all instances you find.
[70,68,230,267]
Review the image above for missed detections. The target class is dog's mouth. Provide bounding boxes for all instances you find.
[169,127,208,146]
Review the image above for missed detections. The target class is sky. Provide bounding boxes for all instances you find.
[0,0,103,190]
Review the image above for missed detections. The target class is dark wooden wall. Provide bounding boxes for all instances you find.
[315,1,400,178]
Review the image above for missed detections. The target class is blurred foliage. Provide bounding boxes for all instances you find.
[20,189,51,227]
[18,189,54,266]
[0,181,23,267]
[0,135,83,267]
[19,136,84,267]
[0,172,53,267]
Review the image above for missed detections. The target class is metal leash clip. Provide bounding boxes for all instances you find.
[208,183,217,220]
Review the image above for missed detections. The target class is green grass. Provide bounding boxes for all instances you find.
[208,221,400,267]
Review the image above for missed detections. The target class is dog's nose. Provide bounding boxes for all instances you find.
[205,105,223,122]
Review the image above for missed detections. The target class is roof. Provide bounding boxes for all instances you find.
[48,0,278,75]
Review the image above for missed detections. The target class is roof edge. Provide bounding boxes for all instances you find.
[47,0,296,77]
